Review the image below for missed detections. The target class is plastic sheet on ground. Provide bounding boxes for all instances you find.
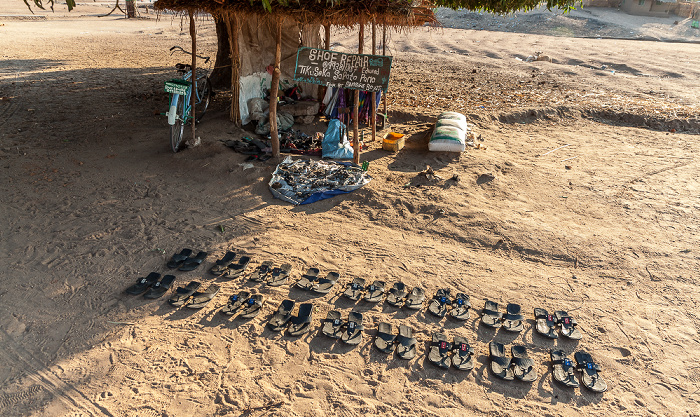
[269,156,372,205]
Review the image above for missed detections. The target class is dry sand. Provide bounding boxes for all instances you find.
[1,3,699,416]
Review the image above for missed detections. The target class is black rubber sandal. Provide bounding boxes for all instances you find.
[511,345,537,382]
[223,255,251,279]
[428,332,451,369]
[341,311,363,345]
[296,267,320,290]
[321,310,343,338]
[313,272,340,294]
[481,300,503,328]
[404,287,425,310]
[451,336,475,371]
[386,282,407,307]
[287,303,313,336]
[342,278,365,301]
[555,310,583,340]
[395,325,417,360]
[489,342,514,380]
[125,272,160,295]
[168,281,201,307]
[143,274,175,299]
[179,251,208,272]
[186,284,220,309]
[428,288,451,318]
[239,294,264,319]
[268,263,292,287]
[167,248,192,269]
[374,322,396,353]
[450,293,471,320]
[575,351,607,393]
[534,308,558,339]
[551,350,579,388]
[502,303,524,333]
[364,280,385,303]
[250,261,273,282]
[267,299,295,331]
[210,251,236,276]
[220,290,251,315]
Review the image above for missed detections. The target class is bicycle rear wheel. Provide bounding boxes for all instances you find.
[169,95,186,153]
[194,76,211,124]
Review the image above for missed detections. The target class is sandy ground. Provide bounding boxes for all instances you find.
[1,3,700,417]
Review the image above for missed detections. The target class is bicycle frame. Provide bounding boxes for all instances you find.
[166,69,208,126]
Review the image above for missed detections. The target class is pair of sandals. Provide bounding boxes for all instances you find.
[551,350,607,392]
[167,249,208,272]
[427,289,471,320]
[267,300,313,336]
[210,251,251,279]
[535,308,583,340]
[342,278,385,302]
[295,268,339,293]
[248,261,292,287]
[481,301,525,332]
[489,342,537,382]
[385,282,425,309]
[125,272,176,299]
[220,291,264,319]
[374,323,417,360]
[168,281,220,309]
[428,333,474,371]
[321,311,363,345]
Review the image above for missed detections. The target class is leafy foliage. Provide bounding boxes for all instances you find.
[24,0,76,12]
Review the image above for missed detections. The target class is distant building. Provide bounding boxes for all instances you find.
[619,0,673,16]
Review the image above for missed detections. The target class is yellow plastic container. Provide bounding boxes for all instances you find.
[382,132,405,152]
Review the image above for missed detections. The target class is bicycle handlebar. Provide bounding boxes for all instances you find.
[170,46,210,64]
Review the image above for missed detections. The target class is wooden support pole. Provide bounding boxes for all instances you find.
[224,12,241,126]
[189,10,197,142]
[269,17,282,158]
[324,23,331,50]
[353,20,363,165]
[371,20,376,143]
[382,24,387,125]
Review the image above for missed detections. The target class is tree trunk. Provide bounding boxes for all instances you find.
[125,0,136,18]
[209,16,232,90]
[189,10,197,143]
[353,21,363,165]
[269,17,283,158]
[224,13,241,126]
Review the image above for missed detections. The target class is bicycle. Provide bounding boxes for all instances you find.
[164,46,212,153]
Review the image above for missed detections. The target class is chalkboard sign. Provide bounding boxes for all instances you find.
[294,47,392,93]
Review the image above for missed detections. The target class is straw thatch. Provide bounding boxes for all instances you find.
[154,0,438,27]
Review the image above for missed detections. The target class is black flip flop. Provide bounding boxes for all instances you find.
[342,278,365,301]
[364,280,386,303]
[450,293,471,320]
[481,300,503,328]
[374,322,396,353]
[489,342,514,380]
[143,275,175,299]
[239,294,264,319]
[575,351,607,393]
[210,251,236,276]
[511,345,537,382]
[186,284,220,309]
[551,350,579,388]
[268,263,292,287]
[296,267,320,290]
[179,251,208,272]
[167,248,192,269]
[250,261,273,282]
[125,272,160,295]
[313,272,340,294]
[451,336,475,371]
[404,287,425,310]
[221,290,251,315]
[428,288,452,318]
[268,299,295,331]
[502,303,524,332]
[555,311,583,340]
[321,310,343,338]
[224,255,251,279]
[395,325,417,360]
[287,303,313,336]
[168,281,202,307]
[428,332,451,369]
[386,282,407,307]
[341,311,363,345]
[534,308,558,339]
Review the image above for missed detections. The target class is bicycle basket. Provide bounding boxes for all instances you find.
[164,79,191,95]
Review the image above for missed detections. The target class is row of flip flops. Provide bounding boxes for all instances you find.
[481,301,583,340]
[123,272,220,309]
[167,249,208,271]
[341,279,425,309]
[489,343,607,392]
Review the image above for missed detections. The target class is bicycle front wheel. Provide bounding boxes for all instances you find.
[169,95,186,153]
[194,77,211,124]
